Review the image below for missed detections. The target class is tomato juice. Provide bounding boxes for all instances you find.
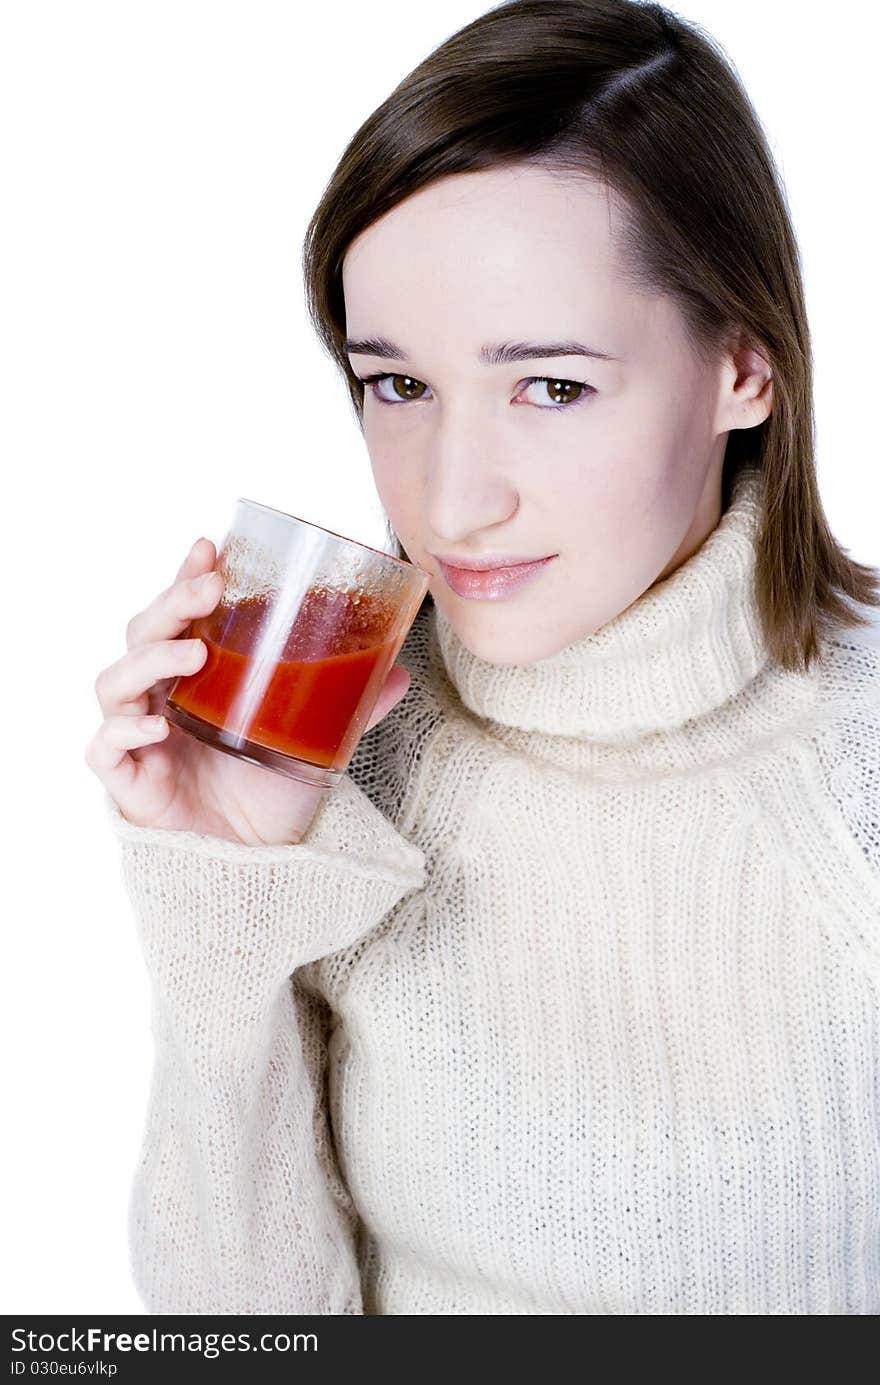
[166,585,400,773]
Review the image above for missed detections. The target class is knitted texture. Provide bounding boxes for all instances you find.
[106,463,880,1314]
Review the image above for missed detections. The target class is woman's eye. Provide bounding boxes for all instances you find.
[521,376,591,408]
[364,373,431,403]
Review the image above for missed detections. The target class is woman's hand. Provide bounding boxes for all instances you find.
[85,536,413,845]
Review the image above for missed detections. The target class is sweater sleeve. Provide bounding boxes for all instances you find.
[104,773,426,1314]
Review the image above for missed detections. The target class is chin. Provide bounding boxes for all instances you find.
[443,602,573,667]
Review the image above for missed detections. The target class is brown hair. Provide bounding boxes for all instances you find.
[302,0,880,672]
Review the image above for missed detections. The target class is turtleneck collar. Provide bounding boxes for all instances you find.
[430,464,770,744]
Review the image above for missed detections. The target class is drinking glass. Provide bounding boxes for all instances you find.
[163,499,430,789]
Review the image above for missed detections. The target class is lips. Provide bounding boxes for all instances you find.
[438,555,556,601]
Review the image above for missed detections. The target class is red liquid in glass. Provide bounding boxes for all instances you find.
[167,586,400,771]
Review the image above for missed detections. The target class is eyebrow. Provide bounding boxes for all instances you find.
[344,335,623,365]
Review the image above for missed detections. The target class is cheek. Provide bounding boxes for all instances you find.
[369,447,421,534]
[539,406,689,566]
[563,387,697,519]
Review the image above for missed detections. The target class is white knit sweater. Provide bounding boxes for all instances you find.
[105,464,880,1315]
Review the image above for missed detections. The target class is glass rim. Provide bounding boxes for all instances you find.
[235,497,429,577]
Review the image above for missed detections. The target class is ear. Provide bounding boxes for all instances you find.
[717,329,774,431]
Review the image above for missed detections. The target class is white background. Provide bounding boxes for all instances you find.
[1,0,877,1312]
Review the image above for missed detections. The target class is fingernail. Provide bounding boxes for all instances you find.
[188,537,203,559]
[197,569,218,587]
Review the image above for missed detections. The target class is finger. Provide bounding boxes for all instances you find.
[174,535,216,586]
[84,713,170,792]
[95,637,208,717]
[123,536,217,651]
[126,566,223,651]
[364,664,411,734]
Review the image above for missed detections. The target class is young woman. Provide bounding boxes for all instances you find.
[86,0,880,1314]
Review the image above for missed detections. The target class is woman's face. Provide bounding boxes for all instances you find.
[342,165,771,665]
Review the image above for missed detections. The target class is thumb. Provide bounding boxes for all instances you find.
[363,663,411,735]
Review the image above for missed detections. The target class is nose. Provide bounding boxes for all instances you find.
[423,403,519,545]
